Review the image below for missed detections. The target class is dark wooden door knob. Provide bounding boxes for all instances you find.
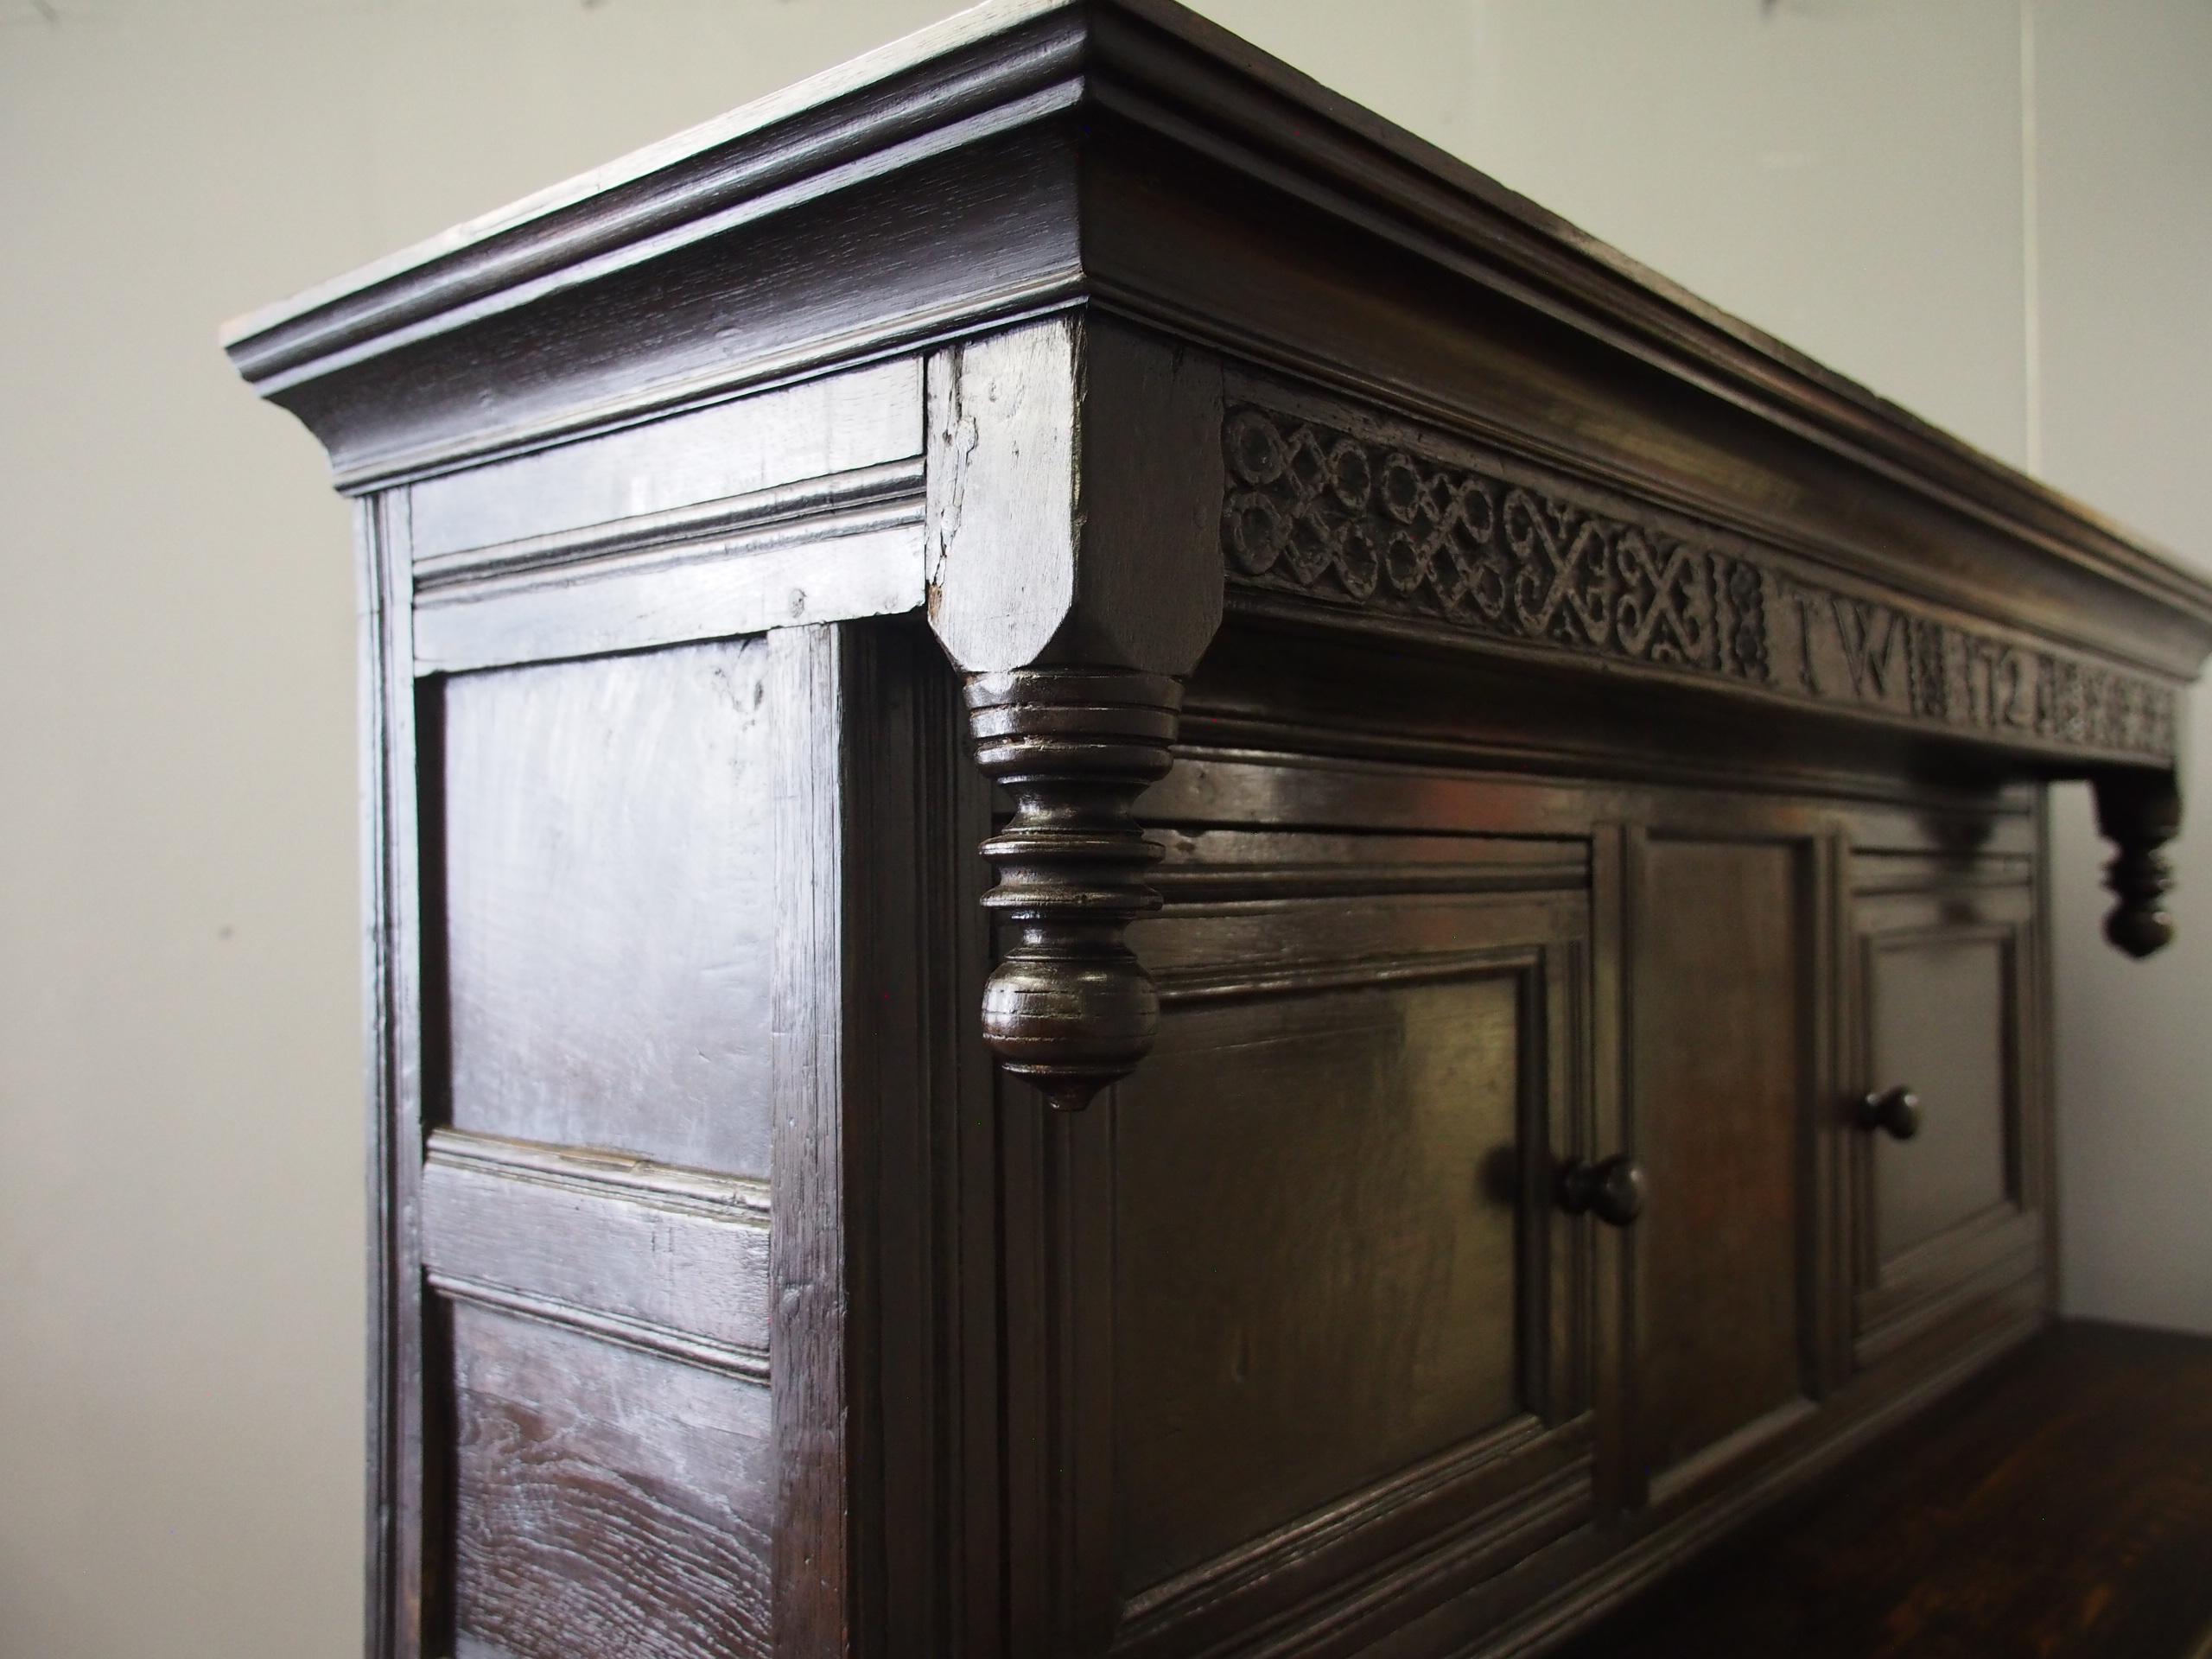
[1558,1155,1646,1227]
[1859,1085,1923,1141]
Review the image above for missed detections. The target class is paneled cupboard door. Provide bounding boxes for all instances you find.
[1847,858,2044,1370]
[1618,819,1841,1514]
[1007,831,1616,1656]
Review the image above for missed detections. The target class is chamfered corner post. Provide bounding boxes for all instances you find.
[925,314,1226,1110]
[2093,769,2183,958]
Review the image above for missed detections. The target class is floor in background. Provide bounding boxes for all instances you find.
[1557,1319,2212,1659]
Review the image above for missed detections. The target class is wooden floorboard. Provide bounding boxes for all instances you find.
[1554,1319,2212,1659]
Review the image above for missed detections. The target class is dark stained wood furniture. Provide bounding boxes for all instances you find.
[225,3,2212,1655]
[1554,1319,2212,1659]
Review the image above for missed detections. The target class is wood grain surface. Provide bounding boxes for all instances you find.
[440,640,775,1178]
[1554,1320,2212,1659]
[1630,836,1810,1491]
[449,1300,772,1659]
[1867,934,2010,1259]
[1115,972,1527,1591]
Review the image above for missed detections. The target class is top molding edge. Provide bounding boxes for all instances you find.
[219,0,2212,645]
[219,0,1090,385]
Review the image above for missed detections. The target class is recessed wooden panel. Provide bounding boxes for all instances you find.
[441,639,773,1177]
[1635,838,1808,1483]
[1113,971,1526,1592]
[1846,876,2044,1371]
[1869,936,2011,1260]
[448,1300,772,1659]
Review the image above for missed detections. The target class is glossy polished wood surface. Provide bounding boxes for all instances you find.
[449,1301,772,1659]
[1868,934,2009,1259]
[222,3,2212,1656]
[1554,1321,2212,1659]
[1632,836,1811,1493]
[442,641,777,1176]
[1117,974,1527,1590]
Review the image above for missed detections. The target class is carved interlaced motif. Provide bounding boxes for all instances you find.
[1221,406,1765,679]
[1220,402,2174,762]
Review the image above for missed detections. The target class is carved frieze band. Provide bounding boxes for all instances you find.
[1221,403,2177,763]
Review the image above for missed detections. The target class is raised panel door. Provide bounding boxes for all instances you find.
[1013,830,1608,1656]
[1625,826,1832,1508]
[1849,864,2042,1368]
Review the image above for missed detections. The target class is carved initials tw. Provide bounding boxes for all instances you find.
[1831,595,1901,702]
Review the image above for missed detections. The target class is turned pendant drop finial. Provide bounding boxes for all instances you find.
[964,667,1185,1111]
[2093,771,2183,959]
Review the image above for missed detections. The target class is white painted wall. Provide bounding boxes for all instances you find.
[1,2,2202,1653]
[2032,2,2212,1334]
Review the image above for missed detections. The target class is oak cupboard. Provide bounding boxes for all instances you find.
[225,3,2212,1655]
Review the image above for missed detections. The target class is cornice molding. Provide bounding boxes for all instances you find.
[221,1,1090,391]
[220,0,2212,659]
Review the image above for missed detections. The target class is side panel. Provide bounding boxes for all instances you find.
[421,638,784,1659]
[360,358,929,1659]
[448,1305,774,1659]
[441,641,777,1179]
